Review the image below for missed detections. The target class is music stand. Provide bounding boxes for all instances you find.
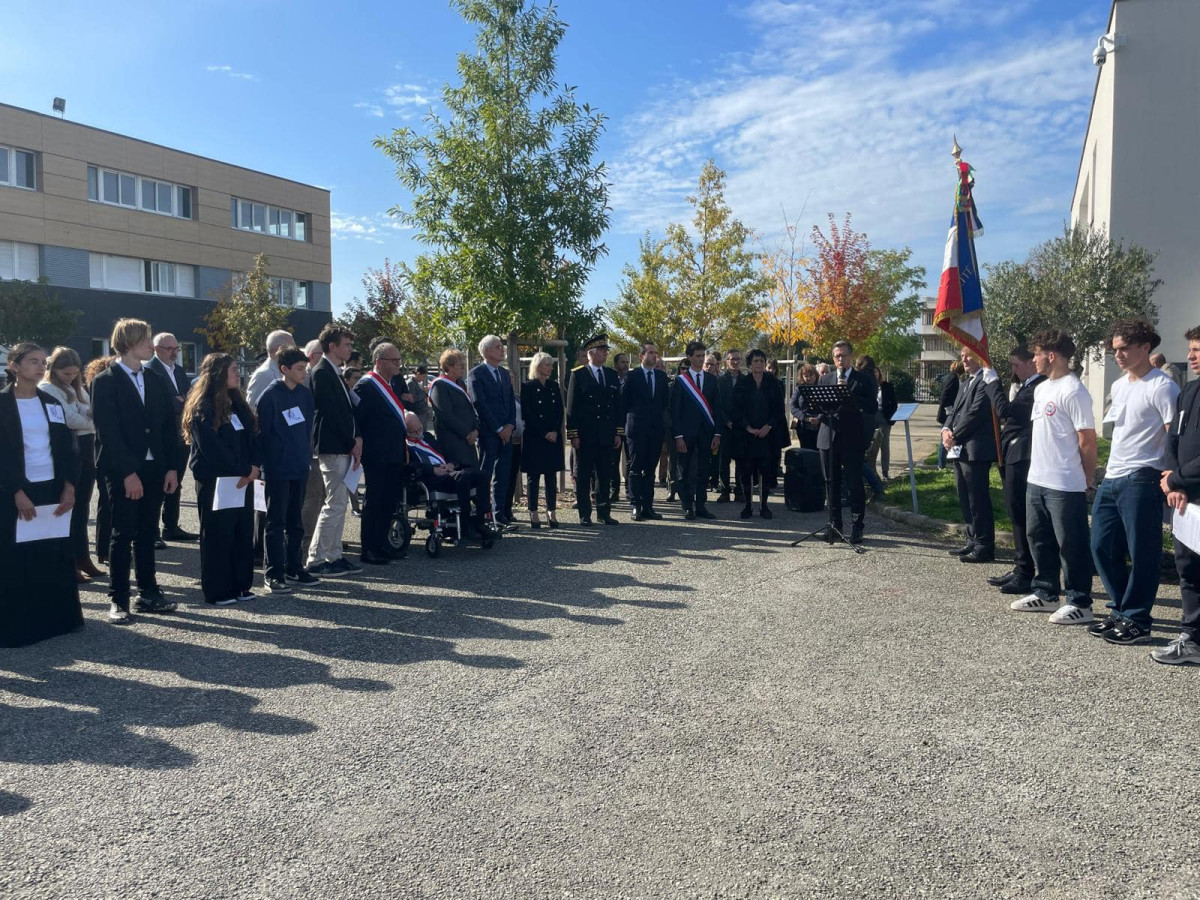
[789,383,866,554]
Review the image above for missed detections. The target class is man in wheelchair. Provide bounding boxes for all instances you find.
[404,411,494,539]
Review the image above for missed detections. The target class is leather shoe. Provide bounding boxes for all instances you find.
[360,551,393,565]
[715,492,731,504]
[849,524,864,544]
[632,510,650,522]
[960,548,996,564]
[999,579,1033,595]
[695,508,717,520]
[153,539,168,551]
[987,571,1016,587]
[578,516,594,526]
[598,514,620,525]
[644,509,663,520]
[948,543,974,557]
[162,527,198,542]
[683,510,696,521]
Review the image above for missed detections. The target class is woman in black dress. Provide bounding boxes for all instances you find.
[0,342,83,647]
[520,352,565,528]
[182,353,261,606]
[731,349,788,519]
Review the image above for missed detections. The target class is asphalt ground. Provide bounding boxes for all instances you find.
[1,489,1197,899]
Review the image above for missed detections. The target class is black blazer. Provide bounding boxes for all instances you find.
[429,378,480,468]
[467,363,516,445]
[354,376,409,467]
[944,370,998,463]
[729,372,788,459]
[91,361,178,479]
[716,371,740,430]
[187,395,262,482]
[566,365,624,445]
[520,378,565,475]
[937,375,960,425]
[147,356,192,467]
[668,369,721,441]
[1166,380,1200,500]
[817,368,876,451]
[987,375,1046,466]
[622,366,668,446]
[310,357,358,454]
[0,386,79,498]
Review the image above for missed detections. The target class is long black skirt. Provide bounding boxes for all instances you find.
[0,479,84,648]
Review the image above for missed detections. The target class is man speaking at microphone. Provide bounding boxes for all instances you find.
[817,340,877,544]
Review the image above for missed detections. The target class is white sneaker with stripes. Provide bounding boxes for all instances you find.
[1009,594,1059,613]
[1049,604,1094,625]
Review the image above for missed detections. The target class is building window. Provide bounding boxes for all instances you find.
[90,253,195,297]
[231,197,308,241]
[90,338,112,361]
[0,145,36,190]
[0,241,40,281]
[269,277,310,308]
[87,165,192,218]
[179,342,198,374]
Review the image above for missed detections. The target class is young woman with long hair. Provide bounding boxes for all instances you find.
[84,355,116,564]
[183,353,261,606]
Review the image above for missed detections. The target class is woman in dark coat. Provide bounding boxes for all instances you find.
[789,362,821,451]
[0,342,83,647]
[520,352,565,528]
[731,349,788,519]
[429,349,480,469]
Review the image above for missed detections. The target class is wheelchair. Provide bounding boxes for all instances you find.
[388,468,497,558]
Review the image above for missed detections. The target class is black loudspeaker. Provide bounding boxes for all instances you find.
[784,448,825,513]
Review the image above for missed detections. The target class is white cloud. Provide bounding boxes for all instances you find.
[205,64,256,81]
[354,101,385,118]
[384,83,431,109]
[330,211,412,244]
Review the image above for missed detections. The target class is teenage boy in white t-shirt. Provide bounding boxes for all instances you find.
[1010,330,1098,624]
[1087,319,1179,645]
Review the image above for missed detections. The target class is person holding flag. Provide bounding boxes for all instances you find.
[670,340,722,521]
[353,342,409,565]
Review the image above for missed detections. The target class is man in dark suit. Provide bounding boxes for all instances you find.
[985,345,1045,593]
[353,343,409,565]
[622,342,669,521]
[817,339,876,543]
[467,334,518,528]
[670,340,722,520]
[405,411,492,533]
[306,324,363,577]
[146,332,197,545]
[566,333,624,525]
[714,349,742,502]
[941,345,999,563]
[91,318,180,623]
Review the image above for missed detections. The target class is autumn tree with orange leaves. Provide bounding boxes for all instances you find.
[757,212,813,358]
[803,213,888,353]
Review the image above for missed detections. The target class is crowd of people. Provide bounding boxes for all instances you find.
[3,315,1196,670]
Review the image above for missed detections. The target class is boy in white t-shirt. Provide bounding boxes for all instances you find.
[1010,330,1098,624]
[1088,319,1179,645]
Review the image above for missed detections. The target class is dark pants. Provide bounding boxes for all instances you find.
[95,455,112,561]
[107,463,165,607]
[715,439,731,491]
[361,461,405,556]
[675,434,714,513]
[611,438,625,499]
[736,456,771,504]
[628,431,664,512]
[820,442,866,529]
[160,447,187,531]
[576,439,614,519]
[1090,468,1164,629]
[479,438,513,520]
[1176,540,1200,641]
[71,434,97,560]
[505,442,522,518]
[196,477,254,603]
[1002,460,1034,580]
[265,477,307,581]
[427,468,488,521]
[954,459,995,550]
[1027,483,1092,607]
[526,472,557,512]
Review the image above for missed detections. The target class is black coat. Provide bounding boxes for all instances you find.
[943,370,998,463]
[817,368,876,452]
[91,360,178,479]
[429,377,480,468]
[937,375,960,425]
[310,357,358,454]
[147,356,192,469]
[354,375,409,467]
[0,386,79,504]
[187,394,262,482]
[669,369,721,441]
[566,365,623,446]
[520,378,565,475]
[987,375,1046,466]
[716,371,740,431]
[729,373,788,461]
[1166,380,1200,500]
[622,366,669,456]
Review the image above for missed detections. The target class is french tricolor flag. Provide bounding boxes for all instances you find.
[934,158,990,367]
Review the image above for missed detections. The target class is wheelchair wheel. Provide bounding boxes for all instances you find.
[425,534,442,558]
[387,514,413,552]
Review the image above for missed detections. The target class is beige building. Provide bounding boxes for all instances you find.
[916,295,957,379]
[1072,0,1198,420]
[0,101,331,370]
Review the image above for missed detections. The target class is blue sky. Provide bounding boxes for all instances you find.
[1,0,1110,317]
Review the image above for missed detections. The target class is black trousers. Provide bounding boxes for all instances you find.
[1002,460,1033,578]
[95,449,112,561]
[526,472,557,512]
[610,438,625,499]
[675,434,714,513]
[361,462,405,556]
[736,456,771,504]
[265,477,307,580]
[820,443,866,528]
[1177,541,1200,642]
[160,448,187,531]
[427,468,488,519]
[71,434,97,560]
[196,477,254,603]
[505,443,522,518]
[576,439,614,518]
[107,463,165,606]
[627,431,663,512]
[718,439,737,493]
[955,458,995,549]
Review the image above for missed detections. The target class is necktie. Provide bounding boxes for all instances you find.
[696,371,703,391]
[494,368,502,386]
[838,369,846,385]
[593,366,601,383]
[648,369,654,398]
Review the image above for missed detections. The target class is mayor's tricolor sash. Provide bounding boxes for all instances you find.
[679,371,715,427]
[363,371,407,421]
[432,375,470,400]
[406,436,447,466]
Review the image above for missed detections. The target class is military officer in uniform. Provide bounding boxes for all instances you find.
[566,334,624,526]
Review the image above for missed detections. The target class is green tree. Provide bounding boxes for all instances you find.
[0,278,81,348]
[373,0,610,342]
[983,224,1161,372]
[338,260,450,364]
[858,247,926,374]
[606,234,680,354]
[197,253,290,358]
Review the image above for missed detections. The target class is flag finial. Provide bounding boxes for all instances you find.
[951,135,963,161]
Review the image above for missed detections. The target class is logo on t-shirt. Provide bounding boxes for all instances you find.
[1045,401,1057,417]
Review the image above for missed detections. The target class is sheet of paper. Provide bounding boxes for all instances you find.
[253,479,267,513]
[212,476,247,511]
[15,505,72,543]
[343,464,363,493]
[1173,504,1200,555]
[946,445,963,459]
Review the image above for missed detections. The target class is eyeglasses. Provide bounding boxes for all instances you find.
[379,357,402,363]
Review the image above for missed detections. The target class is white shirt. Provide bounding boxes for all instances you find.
[689,368,704,390]
[18,397,54,483]
[1104,367,1179,478]
[1029,374,1096,493]
[117,360,146,403]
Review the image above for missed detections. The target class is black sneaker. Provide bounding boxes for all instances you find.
[1104,621,1152,645]
[306,562,332,577]
[108,603,133,624]
[135,590,177,614]
[210,597,237,607]
[1087,617,1121,639]
[287,570,320,585]
[267,578,292,594]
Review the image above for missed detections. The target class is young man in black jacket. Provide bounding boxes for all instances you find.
[90,318,180,622]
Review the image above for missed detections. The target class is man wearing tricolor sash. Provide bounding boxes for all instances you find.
[404,411,491,534]
[353,343,410,565]
[670,340,722,520]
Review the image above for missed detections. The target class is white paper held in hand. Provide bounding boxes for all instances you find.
[343,464,363,493]
[253,480,267,513]
[212,476,247,511]
[15,505,72,543]
[1173,504,1200,555]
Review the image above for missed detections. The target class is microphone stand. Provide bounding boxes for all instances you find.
[789,383,866,554]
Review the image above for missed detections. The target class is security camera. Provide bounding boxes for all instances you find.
[1093,32,1124,66]
[1093,45,1107,66]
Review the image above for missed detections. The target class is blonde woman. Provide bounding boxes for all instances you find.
[520,352,564,527]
